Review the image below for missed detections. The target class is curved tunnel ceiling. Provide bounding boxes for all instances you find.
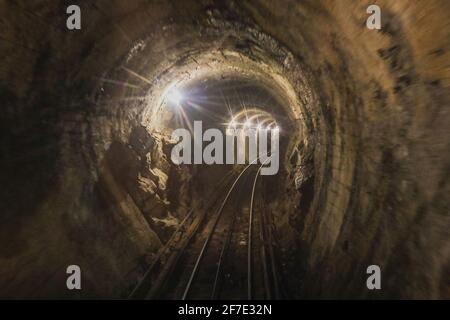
[0,0,449,300]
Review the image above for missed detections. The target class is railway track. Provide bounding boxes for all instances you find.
[129,162,283,300]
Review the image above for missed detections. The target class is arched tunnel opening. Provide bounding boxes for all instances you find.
[0,0,449,301]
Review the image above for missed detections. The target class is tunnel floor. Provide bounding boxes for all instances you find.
[130,165,285,300]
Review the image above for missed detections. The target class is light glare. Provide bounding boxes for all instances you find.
[167,88,183,105]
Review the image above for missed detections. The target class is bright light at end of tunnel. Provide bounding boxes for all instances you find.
[166,88,183,105]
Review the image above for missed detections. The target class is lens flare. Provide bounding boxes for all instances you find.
[167,88,183,105]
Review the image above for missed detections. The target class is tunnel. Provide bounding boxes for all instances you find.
[0,0,449,300]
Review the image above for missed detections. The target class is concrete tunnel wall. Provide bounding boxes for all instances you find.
[0,0,449,298]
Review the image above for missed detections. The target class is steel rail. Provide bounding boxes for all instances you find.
[181,160,258,300]
[128,169,236,299]
[247,159,269,300]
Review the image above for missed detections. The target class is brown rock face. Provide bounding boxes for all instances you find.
[0,0,448,299]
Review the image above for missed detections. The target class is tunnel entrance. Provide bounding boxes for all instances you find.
[122,73,298,299]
